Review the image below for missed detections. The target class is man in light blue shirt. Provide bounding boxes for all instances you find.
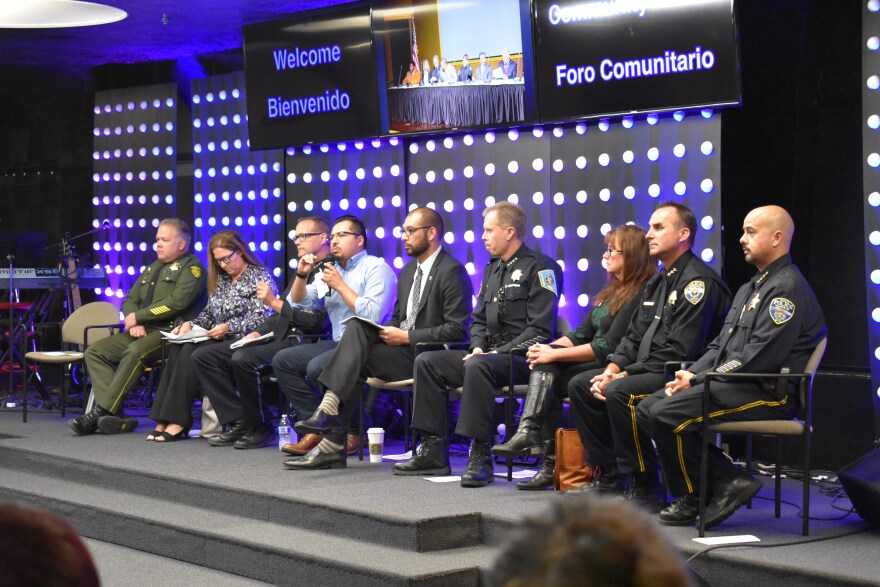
[272,215,396,451]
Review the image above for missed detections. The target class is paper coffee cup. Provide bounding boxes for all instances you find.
[367,427,385,463]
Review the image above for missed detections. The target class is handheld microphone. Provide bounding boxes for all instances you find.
[315,253,336,271]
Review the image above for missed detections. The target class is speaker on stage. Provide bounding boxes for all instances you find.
[838,447,880,527]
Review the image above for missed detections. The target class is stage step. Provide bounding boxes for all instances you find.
[0,465,492,586]
[0,444,484,553]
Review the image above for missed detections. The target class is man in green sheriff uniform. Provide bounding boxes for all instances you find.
[69,218,208,436]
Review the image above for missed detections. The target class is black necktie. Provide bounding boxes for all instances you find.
[637,275,668,362]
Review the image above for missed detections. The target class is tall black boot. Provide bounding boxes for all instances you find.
[492,371,554,458]
[516,438,556,491]
[68,404,111,436]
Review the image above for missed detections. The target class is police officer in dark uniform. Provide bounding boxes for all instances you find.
[568,202,731,505]
[69,218,207,435]
[393,202,562,487]
[640,205,826,528]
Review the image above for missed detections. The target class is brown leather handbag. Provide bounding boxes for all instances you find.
[553,428,595,492]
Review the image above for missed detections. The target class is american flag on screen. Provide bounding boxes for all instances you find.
[411,16,419,70]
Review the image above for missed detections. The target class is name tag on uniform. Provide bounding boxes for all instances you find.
[643,301,655,306]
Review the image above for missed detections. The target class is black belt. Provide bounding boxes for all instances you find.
[487,332,513,348]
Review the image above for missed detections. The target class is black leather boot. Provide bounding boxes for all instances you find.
[516,439,556,491]
[68,404,111,436]
[392,434,450,476]
[492,371,554,458]
[461,440,494,487]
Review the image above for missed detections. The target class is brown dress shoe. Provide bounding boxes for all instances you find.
[346,434,364,456]
[281,434,323,456]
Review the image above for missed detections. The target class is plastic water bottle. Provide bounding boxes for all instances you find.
[277,415,290,450]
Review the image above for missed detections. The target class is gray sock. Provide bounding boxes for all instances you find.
[317,392,340,415]
[317,438,344,453]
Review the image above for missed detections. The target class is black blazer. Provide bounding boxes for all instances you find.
[387,249,473,350]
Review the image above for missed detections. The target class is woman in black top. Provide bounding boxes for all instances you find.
[148,230,276,442]
[491,224,655,489]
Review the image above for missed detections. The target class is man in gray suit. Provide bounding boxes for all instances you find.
[285,207,473,470]
[476,52,493,82]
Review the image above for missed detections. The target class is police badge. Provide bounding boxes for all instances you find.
[769,297,795,325]
[684,280,705,305]
[538,270,558,295]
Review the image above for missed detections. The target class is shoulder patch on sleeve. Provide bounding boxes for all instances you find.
[684,280,705,305]
[538,269,558,296]
[769,297,795,325]
[191,266,202,278]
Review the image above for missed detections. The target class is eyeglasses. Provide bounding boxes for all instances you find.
[330,231,361,241]
[603,247,623,256]
[217,250,238,265]
[294,232,322,243]
[400,226,431,238]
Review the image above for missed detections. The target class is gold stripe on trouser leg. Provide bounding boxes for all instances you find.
[628,394,652,473]
[108,343,163,413]
[672,395,790,494]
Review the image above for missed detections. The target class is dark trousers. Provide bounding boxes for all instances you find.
[411,350,529,442]
[192,337,290,427]
[638,381,797,497]
[568,368,666,474]
[271,340,338,424]
[317,320,416,405]
[534,360,602,438]
[149,339,222,428]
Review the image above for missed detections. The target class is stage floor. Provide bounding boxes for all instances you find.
[1,410,878,586]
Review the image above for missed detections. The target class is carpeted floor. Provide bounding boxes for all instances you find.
[1,409,878,586]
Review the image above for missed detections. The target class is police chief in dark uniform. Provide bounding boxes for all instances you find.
[393,202,562,487]
[69,218,207,435]
[639,205,826,528]
[568,202,731,505]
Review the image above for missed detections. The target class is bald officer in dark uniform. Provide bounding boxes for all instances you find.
[641,205,826,528]
[393,202,562,487]
[568,202,731,505]
[70,218,207,435]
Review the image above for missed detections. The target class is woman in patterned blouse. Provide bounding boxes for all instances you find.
[491,224,656,488]
[147,230,277,442]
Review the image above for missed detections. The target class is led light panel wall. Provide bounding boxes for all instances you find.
[92,83,178,307]
[284,138,407,278]
[406,112,722,328]
[192,73,286,281]
[862,0,880,421]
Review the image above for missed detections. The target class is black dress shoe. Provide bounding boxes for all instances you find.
[461,440,494,488]
[392,435,450,476]
[659,493,700,526]
[293,409,344,435]
[703,472,762,529]
[68,405,111,436]
[208,421,248,447]
[516,452,555,491]
[620,472,663,512]
[96,412,139,434]
[283,446,346,470]
[565,467,624,496]
[233,423,277,449]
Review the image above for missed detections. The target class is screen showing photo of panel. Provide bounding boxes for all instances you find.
[243,5,380,150]
[532,0,741,122]
[373,0,539,135]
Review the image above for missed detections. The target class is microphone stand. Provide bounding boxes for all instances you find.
[398,64,404,87]
[7,253,14,418]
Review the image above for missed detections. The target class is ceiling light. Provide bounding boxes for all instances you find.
[0,0,126,28]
